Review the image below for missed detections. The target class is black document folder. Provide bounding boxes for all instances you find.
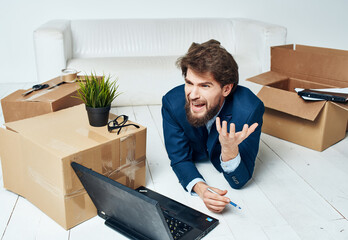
[298,89,348,103]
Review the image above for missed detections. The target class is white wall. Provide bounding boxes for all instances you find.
[1,0,347,84]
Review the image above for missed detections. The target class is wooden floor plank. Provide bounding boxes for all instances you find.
[256,137,347,239]
[263,225,302,240]
[0,160,19,239]
[2,196,69,240]
[323,133,348,173]
[293,218,348,240]
[148,105,164,143]
[262,133,348,219]
[70,217,128,240]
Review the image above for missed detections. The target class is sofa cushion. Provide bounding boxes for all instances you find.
[70,19,236,58]
[68,56,182,105]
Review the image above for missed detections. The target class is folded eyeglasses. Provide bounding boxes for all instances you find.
[108,115,140,134]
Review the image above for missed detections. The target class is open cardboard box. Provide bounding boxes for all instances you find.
[0,104,146,229]
[248,44,348,151]
[1,76,85,123]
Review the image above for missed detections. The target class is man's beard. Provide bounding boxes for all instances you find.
[185,99,221,127]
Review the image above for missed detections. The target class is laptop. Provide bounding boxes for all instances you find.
[71,162,219,240]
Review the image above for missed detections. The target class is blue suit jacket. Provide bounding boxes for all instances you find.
[162,84,264,190]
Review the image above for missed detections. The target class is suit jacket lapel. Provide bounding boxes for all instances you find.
[199,126,208,143]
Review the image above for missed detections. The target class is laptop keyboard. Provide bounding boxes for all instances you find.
[163,211,193,240]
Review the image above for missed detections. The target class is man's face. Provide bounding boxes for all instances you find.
[184,68,232,127]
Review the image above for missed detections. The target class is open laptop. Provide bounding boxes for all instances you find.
[71,162,219,240]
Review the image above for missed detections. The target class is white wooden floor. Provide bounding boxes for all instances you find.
[1,83,348,240]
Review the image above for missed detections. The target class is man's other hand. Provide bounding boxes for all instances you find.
[193,182,230,213]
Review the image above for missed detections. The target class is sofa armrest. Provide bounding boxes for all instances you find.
[233,18,287,72]
[33,20,72,82]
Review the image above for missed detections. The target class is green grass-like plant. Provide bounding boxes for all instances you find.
[76,72,121,108]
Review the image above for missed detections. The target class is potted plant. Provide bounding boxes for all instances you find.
[76,72,121,127]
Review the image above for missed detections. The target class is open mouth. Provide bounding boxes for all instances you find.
[191,101,206,113]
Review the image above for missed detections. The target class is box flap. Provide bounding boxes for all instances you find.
[271,45,348,87]
[247,71,289,86]
[331,102,348,112]
[4,104,146,158]
[258,86,326,121]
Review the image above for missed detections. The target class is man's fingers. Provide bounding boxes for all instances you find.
[218,121,259,141]
[205,188,230,203]
[244,123,258,138]
[216,117,221,133]
[229,123,235,139]
[204,197,229,213]
[248,123,258,134]
[205,198,229,207]
[221,120,228,137]
[243,124,248,132]
[207,205,225,213]
[240,124,248,139]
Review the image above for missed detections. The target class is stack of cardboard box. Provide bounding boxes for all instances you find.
[0,78,146,230]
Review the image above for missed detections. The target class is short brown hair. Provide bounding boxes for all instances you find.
[176,39,239,94]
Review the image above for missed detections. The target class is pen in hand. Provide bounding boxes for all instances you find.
[207,188,242,210]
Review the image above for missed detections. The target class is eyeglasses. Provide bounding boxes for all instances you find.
[108,115,140,134]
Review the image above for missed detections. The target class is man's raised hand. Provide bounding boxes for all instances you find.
[216,117,258,161]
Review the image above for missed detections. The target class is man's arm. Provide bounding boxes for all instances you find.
[192,117,260,212]
[218,101,264,189]
[161,95,204,191]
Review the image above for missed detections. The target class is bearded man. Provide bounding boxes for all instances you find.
[161,39,265,212]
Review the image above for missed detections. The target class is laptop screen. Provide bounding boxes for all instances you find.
[71,162,172,240]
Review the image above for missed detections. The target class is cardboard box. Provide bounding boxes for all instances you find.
[1,76,84,123]
[248,44,348,151]
[0,104,146,229]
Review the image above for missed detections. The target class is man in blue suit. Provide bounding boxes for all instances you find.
[162,40,264,212]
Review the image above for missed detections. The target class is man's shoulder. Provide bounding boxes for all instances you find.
[225,86,264,113]
[233,86,262,104]
[162,84,185,107]
[164,84,185,99]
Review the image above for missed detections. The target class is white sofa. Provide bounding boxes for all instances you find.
[33,18,287,106]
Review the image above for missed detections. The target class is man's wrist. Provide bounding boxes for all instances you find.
[193,181,208,198]
[187,178,205,195]
[220,153,241,173]
[221,146,239,162]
